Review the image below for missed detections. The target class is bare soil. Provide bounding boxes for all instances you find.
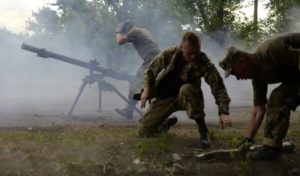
[0,107,299,176]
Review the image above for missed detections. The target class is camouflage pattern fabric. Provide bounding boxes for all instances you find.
[138,47,231,137]
[252,33,300,106]
[263,83,300,148]
[128,51,160,101]
[144,47,230,115]
[137,84,205,137]
[219,33,300,148]
[252,33,300,148]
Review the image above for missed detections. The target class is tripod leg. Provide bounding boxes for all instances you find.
[68,81,88,116]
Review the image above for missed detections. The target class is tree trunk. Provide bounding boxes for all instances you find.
[253,0,258,34]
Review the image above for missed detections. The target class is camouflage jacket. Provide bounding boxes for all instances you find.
[252,33,300,105]
[144,47,231,115]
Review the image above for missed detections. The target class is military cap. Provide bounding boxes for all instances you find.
[219,46,241,78]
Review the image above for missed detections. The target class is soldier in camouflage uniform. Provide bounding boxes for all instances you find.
[139,32,232,148]
[115,21,160,119]
[219,33,300,159]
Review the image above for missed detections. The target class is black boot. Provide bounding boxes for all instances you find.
[195,118,210,149]
[159,116,178,133]
[251,145,281,160]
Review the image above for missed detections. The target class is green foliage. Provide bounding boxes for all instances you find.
[265,0,300,33]
[0,121,298,175]
[24,0,300,68]
[136,133,169,157]
[26,7,62,37]
[64,159,107,176]
[136,139,149,156]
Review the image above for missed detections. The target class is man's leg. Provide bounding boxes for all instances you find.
[115,64,144,119]
[137,97,179,137]
[194,118,211,148]
[252,83,300,160]
[116,52,159,119]
[178,84,209,148]
[115,90,137,119]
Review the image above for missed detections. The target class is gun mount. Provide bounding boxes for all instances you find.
[21,43,142,118]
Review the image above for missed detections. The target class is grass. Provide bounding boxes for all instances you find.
[0,111,298,175]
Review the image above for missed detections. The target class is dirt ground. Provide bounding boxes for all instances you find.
[0,107,299,176]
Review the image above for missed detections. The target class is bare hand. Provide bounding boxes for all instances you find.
[141,87,151,109]
[219,114,232,129]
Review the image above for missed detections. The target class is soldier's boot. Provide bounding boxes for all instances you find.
[159,116,178,133]
[195,118,211,149]
[115,102,136,119]
[251,145,281,160]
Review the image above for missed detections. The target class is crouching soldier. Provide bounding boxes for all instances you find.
[138,31,232,148]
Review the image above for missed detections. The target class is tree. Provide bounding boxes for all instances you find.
[166,0,246,45]
[253,0,258,34]
[265,0,300,33]
[26,7,63,37]
[29,0,300,64]
[26,0,126,70]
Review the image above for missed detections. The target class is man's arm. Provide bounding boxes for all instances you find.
[115,33,128,45]
[116,28,136,45]
[143,48,174,88]
[246,104,266,139]
[141,87,151,108]
[203,58,232,128]
[141,48,173,108]
[203,63,231,116]
[242,80,268,141]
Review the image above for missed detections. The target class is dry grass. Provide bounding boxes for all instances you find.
[0,109,299,176]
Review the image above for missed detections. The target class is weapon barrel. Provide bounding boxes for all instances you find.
[21,43,134,81]
[196,141,295,160]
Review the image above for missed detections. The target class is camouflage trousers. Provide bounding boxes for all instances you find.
[137,84,206,137]
[128,51,160,105]
[263,82,300,148]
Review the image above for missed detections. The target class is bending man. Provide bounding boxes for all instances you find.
[115,21,160,119]
[139,31,232,148]
[219,32,300,159]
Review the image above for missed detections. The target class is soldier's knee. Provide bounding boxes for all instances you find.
[137,121,157,138]
[179,84,194,96]
[268,89,286,106]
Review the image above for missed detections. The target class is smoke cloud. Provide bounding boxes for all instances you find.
[0,1,298,125]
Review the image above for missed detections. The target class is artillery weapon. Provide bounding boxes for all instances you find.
[195,141,295,160]
[21,43,142,117]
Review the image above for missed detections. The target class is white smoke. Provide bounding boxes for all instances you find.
[1,1,298,125]
[287,6,300,32]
